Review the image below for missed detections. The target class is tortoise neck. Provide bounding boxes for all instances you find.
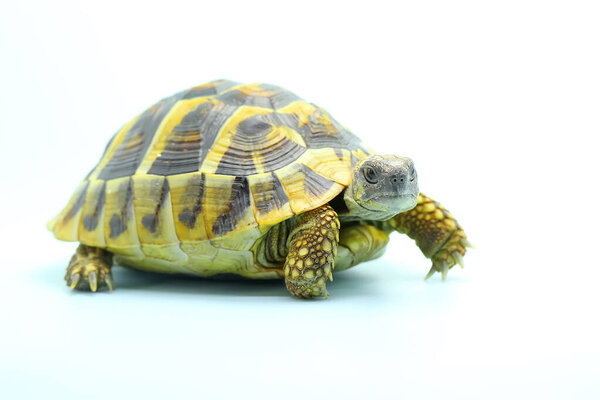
[341,187,401,222]
[329,189,367,222]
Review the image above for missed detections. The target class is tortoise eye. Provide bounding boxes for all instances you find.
[363,166,378,184]
[410,166,417,182]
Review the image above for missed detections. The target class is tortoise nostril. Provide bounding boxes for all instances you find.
[391,175,405,185]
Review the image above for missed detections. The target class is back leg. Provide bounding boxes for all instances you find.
[65,245,114,292]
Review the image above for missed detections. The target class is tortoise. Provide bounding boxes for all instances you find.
[48,80,471,298]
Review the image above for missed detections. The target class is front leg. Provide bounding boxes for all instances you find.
[386,193,471,280]
[284,204,340,299]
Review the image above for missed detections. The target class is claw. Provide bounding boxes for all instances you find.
[89,271,98,292]
[327,271,333,281]
[105,275,114,291]
[452,252,464,268]
[424,264,436,280]
[441,260,449,281]
[69,273,81,289]
[460,239,475,249]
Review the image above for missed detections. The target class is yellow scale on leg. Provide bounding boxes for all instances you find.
[284,204,340,298]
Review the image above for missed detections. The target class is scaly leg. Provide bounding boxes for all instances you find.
[385,193,472,280]
[335,223,390,271]
[284,205,340,299]
[65,245,114,292]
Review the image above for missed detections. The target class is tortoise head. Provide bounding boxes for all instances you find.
[344,155,419,220]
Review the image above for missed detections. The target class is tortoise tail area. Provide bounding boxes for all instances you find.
[47,171,184,265]
[47,173,271,277]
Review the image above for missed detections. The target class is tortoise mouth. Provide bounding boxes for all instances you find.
[359,194,418,213]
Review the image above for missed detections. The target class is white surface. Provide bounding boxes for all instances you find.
[1,1,599,399]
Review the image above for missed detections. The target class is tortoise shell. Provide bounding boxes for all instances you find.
[48,80,373,268]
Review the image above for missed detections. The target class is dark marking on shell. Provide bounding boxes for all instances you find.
[274,108,363,151]
[258,84,301,109]
[148,101,240,176]
[141,179,169,233]
[270,172,288,210]
[141,215,159,233]
[216,84,300,109]
[109,214,127,238]
[258,138,306,173]
[182,80,239,100]
[178,173,205,228]
[98,93,185,180]
[301,165,335,198]
[178,210,196,228]
[108,178,133,238]
[254,172,289,215]
[212,176,251,236]
[350,153,360,166]
[148,102,213,176]
[196,103,240,168]
[82,216,97,231]
[239,117,271,136]
[217,90,270,108]
[82,181,106,231]
[64,182,89,221]
[334,148,344,160]
[215,114,306,176]
[214,116,268,176]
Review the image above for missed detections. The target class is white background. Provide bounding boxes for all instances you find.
[1,1,599,399]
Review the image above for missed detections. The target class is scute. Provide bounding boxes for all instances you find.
[49,80,374,254]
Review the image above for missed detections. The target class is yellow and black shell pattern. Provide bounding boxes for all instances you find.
[48,80,373,277]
